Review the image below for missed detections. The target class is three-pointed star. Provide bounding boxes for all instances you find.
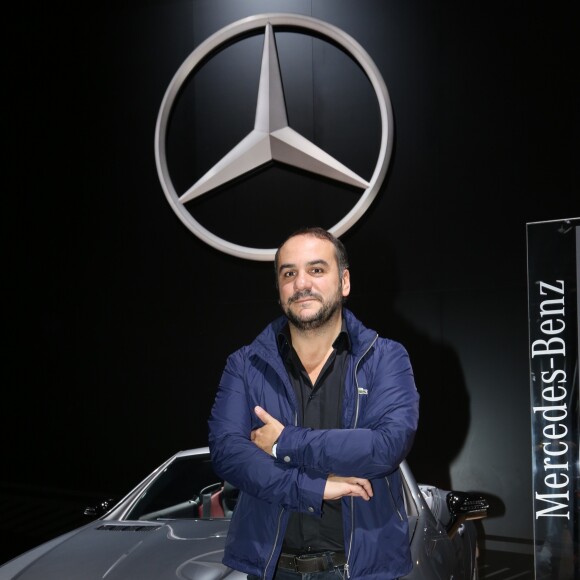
[179,22,370,204]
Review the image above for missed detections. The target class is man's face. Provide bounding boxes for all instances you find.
[277,235,350,331]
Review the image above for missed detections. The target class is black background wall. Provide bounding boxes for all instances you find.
[2,0,578,561]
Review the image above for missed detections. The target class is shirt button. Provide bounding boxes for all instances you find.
[308,507,314,513]
[284,456,291,463]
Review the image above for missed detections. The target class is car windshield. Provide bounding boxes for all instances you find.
[125,454,233,521]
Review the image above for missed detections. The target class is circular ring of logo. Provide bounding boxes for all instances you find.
[155,13,393,261]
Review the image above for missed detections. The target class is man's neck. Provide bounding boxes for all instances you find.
[288,311,343,368]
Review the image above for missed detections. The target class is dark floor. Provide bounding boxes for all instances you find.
[0,483,105,567]
[478,549,535,579]
[0,485,537,578]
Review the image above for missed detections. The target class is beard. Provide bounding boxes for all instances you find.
[282,288,343,331]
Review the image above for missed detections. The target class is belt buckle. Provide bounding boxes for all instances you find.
[279,551,345,574]
[296,552,332,573]
[297,554,318,573]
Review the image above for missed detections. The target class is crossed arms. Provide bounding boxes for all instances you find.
[208,341,419,514]
[251,405,373,501]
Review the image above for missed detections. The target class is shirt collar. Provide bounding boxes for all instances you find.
[277,316,351,356]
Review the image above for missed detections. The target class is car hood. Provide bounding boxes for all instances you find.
[3,519,244,580]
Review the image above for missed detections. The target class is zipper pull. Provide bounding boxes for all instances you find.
[344,563,350,578]
[357,387,368,395]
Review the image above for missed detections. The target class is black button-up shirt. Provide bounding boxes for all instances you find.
[277,321,351,554]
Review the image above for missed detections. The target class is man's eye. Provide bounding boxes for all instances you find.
[283,271,295,278]
[311,268,324,274]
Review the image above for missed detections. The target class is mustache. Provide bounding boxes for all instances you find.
[287,290,322,305]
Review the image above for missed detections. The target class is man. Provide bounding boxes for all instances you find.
[208,227,419,580]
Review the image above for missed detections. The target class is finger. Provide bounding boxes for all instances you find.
[254,405,272,423]
[359,480,373,497]
[352,484,370,501]
[250,430,257,441]
[343,477,373,498]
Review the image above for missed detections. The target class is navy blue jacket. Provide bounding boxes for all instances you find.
[208,309,420,580]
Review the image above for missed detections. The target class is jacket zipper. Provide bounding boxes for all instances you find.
[263,507,285,580]
[345,333,378,578]
[263,411,297,580]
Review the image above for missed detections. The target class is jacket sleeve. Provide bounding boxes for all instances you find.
[274,340,419,479]
[208,348,327,515]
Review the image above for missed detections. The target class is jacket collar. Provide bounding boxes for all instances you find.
[252,308,377,360]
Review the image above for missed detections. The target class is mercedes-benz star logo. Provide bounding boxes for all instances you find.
[155,13,393,261]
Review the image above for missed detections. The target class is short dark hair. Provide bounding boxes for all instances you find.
[274,227,350,286]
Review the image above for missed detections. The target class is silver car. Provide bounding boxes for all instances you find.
[0,447,488,580]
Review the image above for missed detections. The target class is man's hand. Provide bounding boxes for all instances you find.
[324,476,373,501]
[251,406,284,455]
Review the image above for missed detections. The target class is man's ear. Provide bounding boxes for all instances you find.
[341,269,351,297]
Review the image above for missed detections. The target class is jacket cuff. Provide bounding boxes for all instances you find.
[273,424,303,466]
[297,468,326,515]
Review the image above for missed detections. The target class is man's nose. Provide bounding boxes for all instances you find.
[294,271,311,290]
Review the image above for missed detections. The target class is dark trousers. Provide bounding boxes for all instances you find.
[248,568,345,580]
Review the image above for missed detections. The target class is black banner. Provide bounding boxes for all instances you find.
[527,217,579,580]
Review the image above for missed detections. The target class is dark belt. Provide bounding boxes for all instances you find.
[277,552,347,573]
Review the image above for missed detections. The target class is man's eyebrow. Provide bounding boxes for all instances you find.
[307,259,330,268]
[278,259,330,274]
[278,262,296,274]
